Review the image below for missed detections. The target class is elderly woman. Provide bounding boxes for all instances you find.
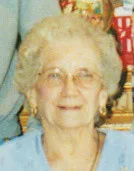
[0,14,134,171]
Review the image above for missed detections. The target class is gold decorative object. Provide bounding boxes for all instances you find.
[59,0,114,31]
[101,65,133,131]
[19,108,29,132]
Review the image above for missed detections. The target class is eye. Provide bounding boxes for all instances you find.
[48,72,62,79]
[78,71,93,78]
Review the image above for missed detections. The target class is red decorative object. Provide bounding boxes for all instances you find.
[60,0,75,8]
[112,16,134,67]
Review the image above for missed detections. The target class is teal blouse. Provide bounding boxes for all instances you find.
[0,126,134,171]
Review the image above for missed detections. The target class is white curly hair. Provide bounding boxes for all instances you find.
[15,14,122,97]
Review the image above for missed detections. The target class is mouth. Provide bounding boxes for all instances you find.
[58,106,81,110]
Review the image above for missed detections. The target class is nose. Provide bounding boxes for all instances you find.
[62,76,79,97]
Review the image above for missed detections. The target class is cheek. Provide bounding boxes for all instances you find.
[83,88,101,108]
[36,84,49,101]
[38,87,49,99]
[36,83,61,103]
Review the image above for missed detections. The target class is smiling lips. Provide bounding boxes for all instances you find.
[58,106,81,110]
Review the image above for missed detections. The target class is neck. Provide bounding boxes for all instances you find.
[41,120,99,162]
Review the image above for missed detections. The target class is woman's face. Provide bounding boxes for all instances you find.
[34,38,107,128]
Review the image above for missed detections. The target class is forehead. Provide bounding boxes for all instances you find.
[40,38,101,73]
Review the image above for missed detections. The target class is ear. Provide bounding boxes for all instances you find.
[98,88,108,108]
[26,88,37,111]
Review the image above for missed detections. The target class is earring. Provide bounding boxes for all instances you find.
[31,105,37,117]
[99,107,107,119]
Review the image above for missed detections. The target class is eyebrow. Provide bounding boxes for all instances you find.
[41,67,98,75]
[42,67,63,73]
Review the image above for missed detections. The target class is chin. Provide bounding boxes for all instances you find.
[55,119,89,129]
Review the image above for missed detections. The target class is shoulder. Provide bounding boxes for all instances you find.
[97,130,134,171]
[104,129,134,151]
[99,129,134,146]
[0,129,42,152]
[106,129,134,143]
[99,129,134,157]
[0,130,43,171]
